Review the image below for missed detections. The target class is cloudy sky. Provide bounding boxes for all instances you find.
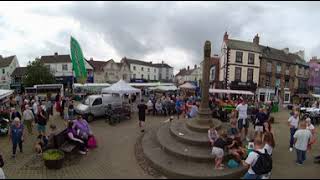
[0,1,319,74]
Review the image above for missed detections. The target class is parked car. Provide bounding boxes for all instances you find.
[75,94,122,122]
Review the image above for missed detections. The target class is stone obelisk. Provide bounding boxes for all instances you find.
[196,41,213,125]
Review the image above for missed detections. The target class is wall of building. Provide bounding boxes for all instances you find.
[159,67,174,81]
[130,64,158,80]
[104,61,130,83]
[0,57,19,89]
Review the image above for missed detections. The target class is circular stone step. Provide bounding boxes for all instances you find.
[170,120,210,146]
[157,123,214,162]
[141,126,247,179]
[186,118,222,132]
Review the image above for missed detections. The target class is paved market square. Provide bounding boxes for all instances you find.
[1,109,320,179]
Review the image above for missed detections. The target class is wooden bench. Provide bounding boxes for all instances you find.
[53,129,79,153]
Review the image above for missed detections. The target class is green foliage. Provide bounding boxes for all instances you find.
[43,149,64,160]
[23,59,56,87]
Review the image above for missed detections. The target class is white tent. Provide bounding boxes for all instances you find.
[101,80,141,96]
[179,82,196,89]
[312,94,320,99]
[149,85,178,91]
[209,88,254,95]
[0,89,13,100]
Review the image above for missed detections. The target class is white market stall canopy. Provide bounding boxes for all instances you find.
[179,82,196,89]
[149,85,178,91]
[101,80,141,95]
[0,89,14,100]
[209,88,254,95]
[312,94,320,98]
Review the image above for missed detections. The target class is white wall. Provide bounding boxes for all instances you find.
[130,64,159,80]
[1,56,19,89]
[45,61,93,77]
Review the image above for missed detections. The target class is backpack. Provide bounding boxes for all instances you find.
[252,149,272,175]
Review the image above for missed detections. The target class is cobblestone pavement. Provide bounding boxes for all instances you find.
[1,109,320,179]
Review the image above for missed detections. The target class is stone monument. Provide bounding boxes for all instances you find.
[139,41,245,179]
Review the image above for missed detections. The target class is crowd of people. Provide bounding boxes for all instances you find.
[0,92,97,179]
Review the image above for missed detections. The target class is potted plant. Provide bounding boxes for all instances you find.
[43,149,65,169]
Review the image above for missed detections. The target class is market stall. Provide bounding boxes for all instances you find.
[101,80,141,102]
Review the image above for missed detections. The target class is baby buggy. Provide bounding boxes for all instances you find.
[0,117,9,136]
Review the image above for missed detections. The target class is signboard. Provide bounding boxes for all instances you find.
[70,36,87,83]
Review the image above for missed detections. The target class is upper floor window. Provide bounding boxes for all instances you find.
[286,64,290,75]
[276,78,281,87]
[235,51,243,63]
[285,79,289,88]
[265,76,271,87]
[154,75,156,80]
[133,66,136,70]
[133,74,136,79]
[148,68,150,72]
[235,67,241,81]
[248,53,255,64]
[267,62,272,72]
[141,67,144,71]
[247,68,254,81]
[154,68,156,72]
[276,63,281,73]
[62,64,68,71]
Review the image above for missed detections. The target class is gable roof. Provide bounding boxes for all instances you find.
[0,55,15,68]
[227,39,308,65]
[122,57,172,68]
[227,39,261,53]
[175,68,196,77]
[40,54,71,64]
[11,67,27,77]
[87,59,108,72]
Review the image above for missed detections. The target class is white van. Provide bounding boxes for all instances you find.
[75,94,122,122]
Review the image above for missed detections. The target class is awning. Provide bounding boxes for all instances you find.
[209,88,254,95]
[149,85,178,91]
[179,82,196,89]
[294,94,311,98]
[312,94,320,98]
[0,89,14,100]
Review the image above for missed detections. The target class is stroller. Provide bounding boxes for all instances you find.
[0,117,9,136]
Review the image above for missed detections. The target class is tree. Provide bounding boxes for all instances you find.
[23,58,56,87]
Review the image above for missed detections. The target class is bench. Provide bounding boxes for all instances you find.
[53,129,79,153]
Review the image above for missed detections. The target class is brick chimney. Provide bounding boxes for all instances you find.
[90,57,93,61]
[187,66,190,70]
[194,64,197,69]
[223,32,228,42]
[253,34,259,45]
[54,52,58,56]
[162,60,164,64]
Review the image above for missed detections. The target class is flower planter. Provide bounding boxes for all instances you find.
[43,149,65,169]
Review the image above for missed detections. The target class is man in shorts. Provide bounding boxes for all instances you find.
[137,99,148,133]
[236,98,249,141]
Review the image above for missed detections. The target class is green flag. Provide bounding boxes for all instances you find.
[70,36,87,83]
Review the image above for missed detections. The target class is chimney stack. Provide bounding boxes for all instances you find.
[282,48,289,54]
[90,57,93,61]
[295,50,305,60]
[162,60,164,64]
[194,64,197,69]
[223,32,229,42]
[187,66,190,70]
[253,34,259,45]
[54,52,58,56]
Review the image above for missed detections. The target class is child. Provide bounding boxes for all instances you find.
[35,135,48,154]
[208,124,219,147]
[227,135,246,162]
[211,130,229,170]
[294,121,312,165]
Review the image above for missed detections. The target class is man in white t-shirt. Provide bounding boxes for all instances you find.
[288,111,299,152]
[294,121,311,165]
[242,138,266,179]
[236,99,249,141]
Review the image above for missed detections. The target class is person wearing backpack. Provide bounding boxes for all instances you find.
[242,137,272,179]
